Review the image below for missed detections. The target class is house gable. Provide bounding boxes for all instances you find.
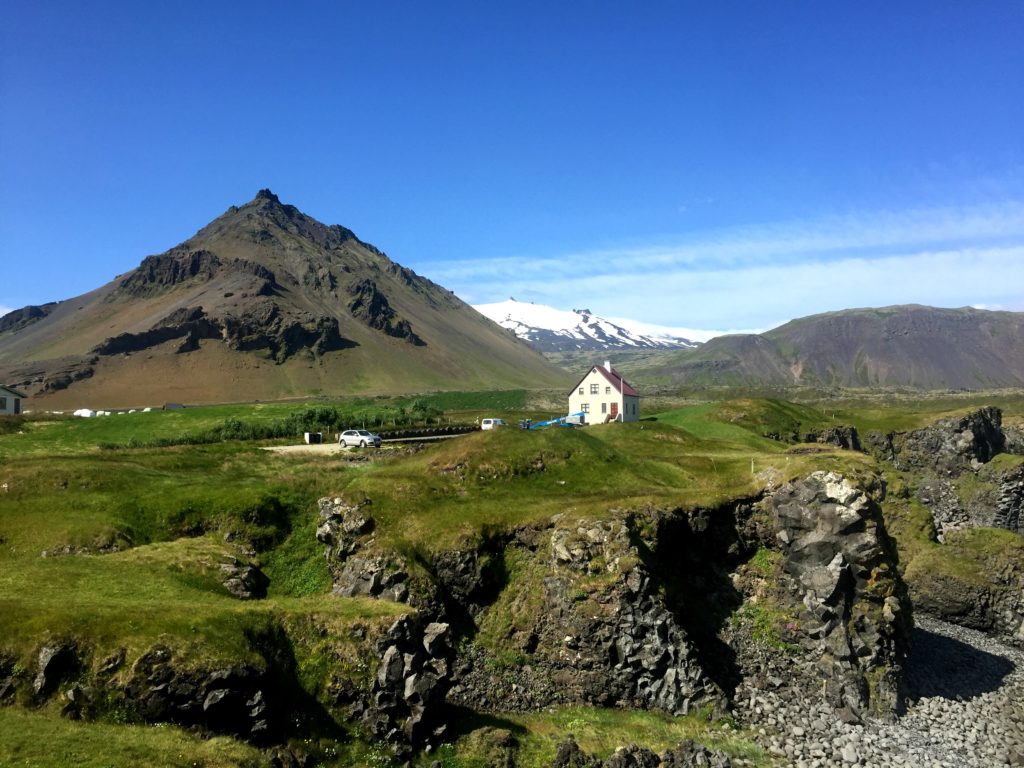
[568,364,638,398]
[567,363,640,423]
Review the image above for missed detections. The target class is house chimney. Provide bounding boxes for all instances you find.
[604,360,612,372]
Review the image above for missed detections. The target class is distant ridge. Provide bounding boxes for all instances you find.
[474,298,700,352]
[0,190,567,407]
[655,305,1024,390]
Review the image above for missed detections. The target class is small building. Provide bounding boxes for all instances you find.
[0,385,27,416]
[568,361,639,424]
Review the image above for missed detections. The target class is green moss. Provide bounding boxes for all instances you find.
[474,548,546,659]
[747,547,782,578]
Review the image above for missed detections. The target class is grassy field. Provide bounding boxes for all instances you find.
[2,388,1022,766]
[4,391,543,457]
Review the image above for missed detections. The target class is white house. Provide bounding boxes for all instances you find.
[568,361,640,424]
[0,385,27,416]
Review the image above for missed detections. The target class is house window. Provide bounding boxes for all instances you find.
[581,403,590,413]
[578,387,584,395]
[0,397,6,410]
[13,399,20,415]
[605,386,611,394]
[601,402,607,414]
[590,383,599,394]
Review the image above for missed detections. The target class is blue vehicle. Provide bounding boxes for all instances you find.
[521,412,585,430]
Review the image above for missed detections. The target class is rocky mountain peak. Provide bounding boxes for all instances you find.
[0,191,567,403]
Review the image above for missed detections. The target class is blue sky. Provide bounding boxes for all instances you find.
[2,1,1023,332]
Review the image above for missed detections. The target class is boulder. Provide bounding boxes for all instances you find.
[219,558,270,600]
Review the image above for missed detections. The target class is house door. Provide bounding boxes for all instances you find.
[14,399,20,415]
[610,402,618,420]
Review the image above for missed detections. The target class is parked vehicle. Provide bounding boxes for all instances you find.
[480,418,506,430]
[338,429,382,448]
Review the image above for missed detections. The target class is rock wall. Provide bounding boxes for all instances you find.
[117,249,223,297]
[358,616,453,759]
[315,482,913,755]
[10,640,280,743]
[803,425,862,451]
[769,471,912,719]
[316,496,416,605]
[869,407,1005,476]
[871,407,1024,539]
[992,463,1024,535]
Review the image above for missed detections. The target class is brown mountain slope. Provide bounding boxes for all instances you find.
[0,190,567,407]
[642,305,1024,390]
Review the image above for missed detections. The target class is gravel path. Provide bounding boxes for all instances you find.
[733,615,1024,767]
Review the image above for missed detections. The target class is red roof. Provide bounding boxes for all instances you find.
[568,365,639,397]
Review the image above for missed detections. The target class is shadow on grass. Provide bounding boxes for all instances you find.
[442,705,530,740]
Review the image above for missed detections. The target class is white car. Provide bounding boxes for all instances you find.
[480,418,506,430]
[338,429,381,448]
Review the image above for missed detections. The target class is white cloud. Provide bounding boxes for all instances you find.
[428,201,1024,331]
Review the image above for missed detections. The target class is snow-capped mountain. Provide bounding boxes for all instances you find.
[473,299,703,352]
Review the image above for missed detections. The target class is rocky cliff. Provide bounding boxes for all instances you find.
[314,471,913,756]
[865,407,1024,647]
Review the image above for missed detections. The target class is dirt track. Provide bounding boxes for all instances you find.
[261,443,350,455]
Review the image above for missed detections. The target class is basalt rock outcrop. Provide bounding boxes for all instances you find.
[4,355,98,394]
[447,510,727,716]
[359,616,453,757]
[116,249,225,297]
[870,407,1024,538]
[915,479,969,540]
[219,556,270,600]
[0,302,59,335]
[347,278,424,345]
[769,471,912,720]
[869,407,1005,476]
[13,640,282,742]
[92,301,354,363]
[122,645,276,741]
[316,497,415,605]
[967,462,1024,536]
[804,425,862,451]
[315,479,914,756]
[550,736,733,768]
[542,512,723,713]
[33,642,81,698]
